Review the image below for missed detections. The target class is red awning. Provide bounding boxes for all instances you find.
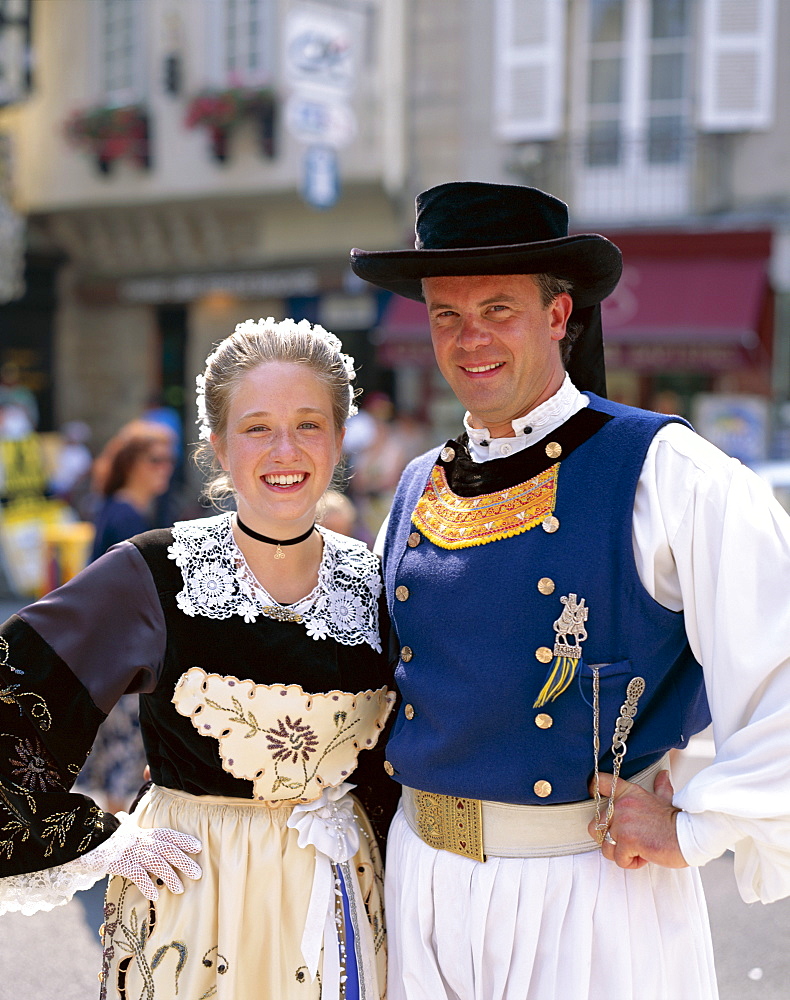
[375,296,430,339]
[373,296,434,366]
[601,258,767,347]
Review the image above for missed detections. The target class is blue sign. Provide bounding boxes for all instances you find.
[301,145,340,210]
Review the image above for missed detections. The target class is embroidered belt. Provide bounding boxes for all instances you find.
[401,754,670,862]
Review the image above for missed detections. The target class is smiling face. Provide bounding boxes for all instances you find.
[211,361,345,536]
[423,273,572,438]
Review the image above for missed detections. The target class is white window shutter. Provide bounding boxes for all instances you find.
[698,0,777,131]
[493,0,566,141]
[0,0,30,105]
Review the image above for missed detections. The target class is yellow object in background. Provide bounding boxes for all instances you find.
[40,520,95,595]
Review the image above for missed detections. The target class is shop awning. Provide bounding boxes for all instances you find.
[602,258,767,346]
[373,296,434,366]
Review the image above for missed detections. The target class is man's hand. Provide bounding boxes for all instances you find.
[587,769,688,870]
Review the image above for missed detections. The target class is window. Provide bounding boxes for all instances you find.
[0,0,31,105]
[583,0,692,168]
[216,0,276,86]
[100,0,145,105]
[573,0,694,219]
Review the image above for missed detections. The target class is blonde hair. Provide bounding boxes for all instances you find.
[195,317,358,504]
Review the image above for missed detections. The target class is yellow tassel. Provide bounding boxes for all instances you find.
[533,656,579,708]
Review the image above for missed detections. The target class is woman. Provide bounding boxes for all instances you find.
[89,420,177,560]
[0,318,397,1000]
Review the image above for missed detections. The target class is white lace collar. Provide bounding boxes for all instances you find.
[167,513,382,652]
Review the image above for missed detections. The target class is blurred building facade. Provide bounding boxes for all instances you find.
[0,0,789,470]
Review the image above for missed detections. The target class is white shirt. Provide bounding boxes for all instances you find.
[377,377,790,903]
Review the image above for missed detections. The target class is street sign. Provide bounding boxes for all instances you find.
[301,145,340,210]
[285,93,357,148]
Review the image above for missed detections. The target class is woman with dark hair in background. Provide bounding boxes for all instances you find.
[89,420,176,561]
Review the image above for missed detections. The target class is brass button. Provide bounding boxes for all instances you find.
[534,779,552,798]
[542,515,560,533]
[537,577,555,595]
[384,760,395,776]
[401,645,413,662]
[545,441,562,459]
[407,531,421,548]
[440,446,455,462]
[395,585,410,602]
[535,646,553,664]
[535,713,553,729]
[404,704,415,720]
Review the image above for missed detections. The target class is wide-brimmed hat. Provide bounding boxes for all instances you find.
[350,181,622,308]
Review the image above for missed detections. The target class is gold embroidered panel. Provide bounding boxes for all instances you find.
[172,668,395,805]
[411,463,559,549]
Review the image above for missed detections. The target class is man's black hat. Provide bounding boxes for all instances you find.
[350,181,623,395]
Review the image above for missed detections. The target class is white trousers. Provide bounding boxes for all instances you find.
[385,803,719,1000]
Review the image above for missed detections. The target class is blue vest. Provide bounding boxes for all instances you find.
[383,395,711,804]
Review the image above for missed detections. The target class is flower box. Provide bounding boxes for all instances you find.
[65,104,151,174]
[185,87,277,162]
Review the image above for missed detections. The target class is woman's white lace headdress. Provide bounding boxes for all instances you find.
[195,317,357,442]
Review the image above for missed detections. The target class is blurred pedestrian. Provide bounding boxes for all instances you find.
[0,361,38,434]
[49,420,93,518]
[142,392,186,524]
[349,393,408,536]
[318,487,373,545]
[89,420,176,561]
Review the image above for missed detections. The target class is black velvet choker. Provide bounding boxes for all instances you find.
[235,516,315,560]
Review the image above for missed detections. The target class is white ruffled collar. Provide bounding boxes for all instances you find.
[464,375,585,462]
[167,513,382,652]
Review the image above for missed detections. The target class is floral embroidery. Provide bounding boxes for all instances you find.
[412,461,559,549]
[168,513,382,652]
[304,618,329,641]
[172,668,395,803]
[266,717,320,765]
[8,737,62,792]
[0,682,52,731]
[0,636,23,675]
[201,945,230,976]
[41,808,78,857]
[101,878,228,1000]
[0,775,35,859]
[190,562,236,609]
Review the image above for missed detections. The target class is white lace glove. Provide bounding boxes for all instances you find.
[0,815,202,916]
[82,816,202,900]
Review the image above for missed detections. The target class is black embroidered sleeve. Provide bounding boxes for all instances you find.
[0,618,120,876]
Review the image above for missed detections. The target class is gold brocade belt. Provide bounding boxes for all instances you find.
[401,754,670,862]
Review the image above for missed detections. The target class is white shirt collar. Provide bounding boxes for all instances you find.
[463,375,588,463]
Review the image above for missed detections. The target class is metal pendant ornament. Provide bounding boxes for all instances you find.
[593,674,646,846]
[533,593,589,707]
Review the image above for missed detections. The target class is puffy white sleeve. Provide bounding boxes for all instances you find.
[633,422,790,903]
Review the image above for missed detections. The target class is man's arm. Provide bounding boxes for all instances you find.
[604,422,790,903]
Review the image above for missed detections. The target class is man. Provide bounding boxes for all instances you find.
[350,181,790,1000]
